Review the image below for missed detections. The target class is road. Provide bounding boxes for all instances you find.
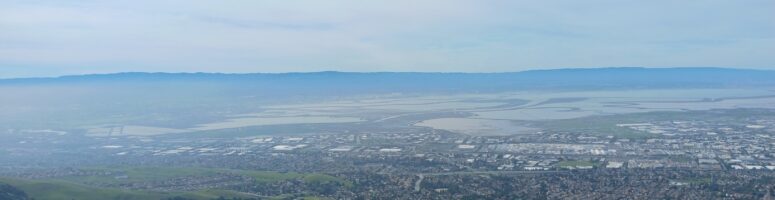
[414,174,424,192]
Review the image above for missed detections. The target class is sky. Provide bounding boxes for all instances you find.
[0,0,774,78]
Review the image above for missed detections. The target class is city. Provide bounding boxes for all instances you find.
[3,106,775,199]
[1,0,774,199]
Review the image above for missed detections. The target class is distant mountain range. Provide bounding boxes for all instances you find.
[2,67,774,93]
[1,67,773,130]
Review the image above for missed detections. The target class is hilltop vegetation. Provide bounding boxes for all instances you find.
[0,183,28,200]
[1,178,241,200]
[0,167,349,200]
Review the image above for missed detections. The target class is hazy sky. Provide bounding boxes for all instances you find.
[1,0,773,78]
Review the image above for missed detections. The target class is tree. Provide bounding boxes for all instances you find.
[0,183,29,200]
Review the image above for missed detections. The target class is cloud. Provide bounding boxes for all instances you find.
[0,0,773,78]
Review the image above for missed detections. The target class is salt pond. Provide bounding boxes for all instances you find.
[415,118,538,136]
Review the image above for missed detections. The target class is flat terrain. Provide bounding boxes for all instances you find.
[57,88,775,137]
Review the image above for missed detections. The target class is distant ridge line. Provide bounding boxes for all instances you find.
[0,67,770,81]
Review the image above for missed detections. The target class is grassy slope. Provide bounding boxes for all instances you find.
[0,167,350,200]
[62,167,347,184]
[56,167,220,185]
[0,177,252,200]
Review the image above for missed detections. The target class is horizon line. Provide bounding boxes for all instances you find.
[0,66,770,81]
